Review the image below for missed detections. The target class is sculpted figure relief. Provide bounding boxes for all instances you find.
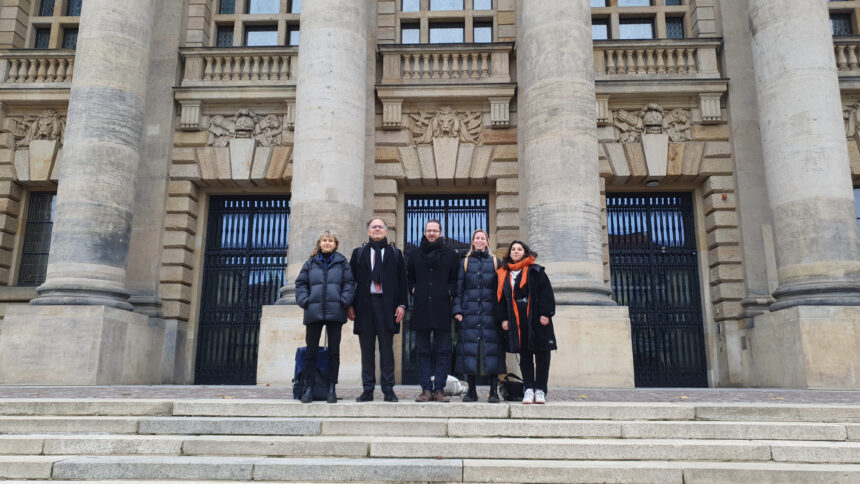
[613,103,691,143]
[409,106,482,146]
[844,102,860,139]
[11,110,65,149]
[208,109,282,147]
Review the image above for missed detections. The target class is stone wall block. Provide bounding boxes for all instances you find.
[483,129,517,145]
[623,143,647,183]
[599,157,613,178]
[397,146,422,185]
[0,248,12,269]
[707,245,742,268]
[705,210,738,230]
[491,145,517,162]
[12,150,26,182]
[0,133,14,150]
[0,148,14,164]
[174,131,209,147]
[373,178,398,196]
[0,230,15,251]
[0,181,22,201]
[709,263,744,285]
[374,195,397,212]
[169,163,201,181]
[159,283,192,303]
[162,248,195,268]
[710,281,745,303]
[0,197,18,215]
[172,148,198,164]
[496,176,518,195]
[703,141,732,158]
[703,175,735,195]
[196,148,218,182]
[250,146,273,185]
[605,143,630,184]
[27,140,58,181]
[162,300,191,321]
[496,228,519,247]
[160,265,193,286]
[698,157,734,179]
[214,147,235,186]
[162,230,194,249]
[703,192,736,214]
[164,213,197,235]
[469,145,493,183]
[679,142,705,181]
[168,180,199,200]
[706,228,740,249]
[378,1,395,14]
[496,194,519,212]
[486,161,518,179]
[49,149,61,182]
[691,124,729,141]
[713,301,743,321]
[375,162,405,179]
[166,196,198,216]
[496,211,520,230]
[417,145,437,183]
[376,146,400,163]
[0,213,17,234]
[267,146,291,185]
[454,143,474,186]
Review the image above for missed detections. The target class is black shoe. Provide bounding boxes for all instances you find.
[300,384,313,404]
[327,383,337,404]
[488,377,500,404]
[356,390,374,402]
[383,390,399,402]
[462,375,478,402]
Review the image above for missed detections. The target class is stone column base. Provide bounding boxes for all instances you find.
[749,306,860,389]
[548,305,635,388]
[257,305,364,386]
[0,305,164,385]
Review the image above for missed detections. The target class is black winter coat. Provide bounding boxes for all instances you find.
[294,251,355,325]
[349,243,408,335]
[498,264,557,352]
[451,250,506,375]
[406,239,459,331]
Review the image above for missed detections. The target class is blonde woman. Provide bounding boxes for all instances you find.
[295,231,355,403]
[451,229,505,403]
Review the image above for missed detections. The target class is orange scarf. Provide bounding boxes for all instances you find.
[496,256,535,346]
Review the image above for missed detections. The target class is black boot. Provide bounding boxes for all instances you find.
[487,375,500,403]
[462,375,478,402]
[300,371,314,403]
[326,383,337,404]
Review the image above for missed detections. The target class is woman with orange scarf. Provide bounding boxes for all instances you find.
[497,240,556,404]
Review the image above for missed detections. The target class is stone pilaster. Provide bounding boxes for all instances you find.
[30,0,155,310]
[749,0,860,310]
[277,0,368,295]
[519,0,612,305]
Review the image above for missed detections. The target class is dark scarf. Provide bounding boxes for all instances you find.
[369,237,388,283]
[318,251,334,270]
[419,236,443,270]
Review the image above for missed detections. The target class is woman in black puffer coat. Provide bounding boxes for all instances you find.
[295,231,355,404]
[452,229,506,403]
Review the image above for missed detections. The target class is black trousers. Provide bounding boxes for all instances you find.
[415,328,451,392]
[304,321,343,384]
[519,348,551,394]
[357,296,396,392]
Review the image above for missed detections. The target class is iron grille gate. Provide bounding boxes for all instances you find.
[195,196,290,384]
[402,194,489,384]
[607,192,708,387]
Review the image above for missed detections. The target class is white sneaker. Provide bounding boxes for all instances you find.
[522,388,535,404]
[534,389,546,404]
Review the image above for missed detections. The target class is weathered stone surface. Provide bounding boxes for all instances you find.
[463,459,682,484]
[0,436,44,454]
[622,421,848,441]
[138,417,320,436]
[0,416,140,434]
[173,400,509,419]
[320,418,447,437]
[52,456,260,480]
[448,419,621,438]
[681,461,860,484]
[769,441,860,464]
[0,456,56,479]
[0,399,172,416]
[510,402,694,421]
[253,457,462,482]
[181,435,368,457]
[43,435,184,455]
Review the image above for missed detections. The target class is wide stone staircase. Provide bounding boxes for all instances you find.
[1,396,860,483]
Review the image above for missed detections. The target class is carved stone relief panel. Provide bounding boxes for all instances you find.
[409,106,483,146]
[613,103,691,143]
[11,110,65,149]
[208,108,283,147]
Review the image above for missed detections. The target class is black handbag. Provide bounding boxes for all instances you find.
[498,373,524,401]
[291,346,330,401]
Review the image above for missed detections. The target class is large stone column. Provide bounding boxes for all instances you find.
[520,0,612,305]
[518,1,633,387]
[0,0,164,385]
[748,0,860,389]
[32,0,155,309]
[749,0,860,310]
[259,0,369,385]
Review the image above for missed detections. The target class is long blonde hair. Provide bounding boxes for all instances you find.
[465,229,490,259]
[310,230,340,258]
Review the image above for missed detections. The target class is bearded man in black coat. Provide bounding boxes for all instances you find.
[347,218,408,402]
[406,219,460,402]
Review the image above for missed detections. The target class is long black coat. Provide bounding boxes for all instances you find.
[498,264,557,353]
[406,241,459,331]
[294,252,355,325]
[451,251,506,375]
[349,243,408,335]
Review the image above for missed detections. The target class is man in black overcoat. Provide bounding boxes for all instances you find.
[347,218,408,402]
[406,219,460,402]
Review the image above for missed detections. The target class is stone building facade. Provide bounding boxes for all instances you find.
[0,0,858,389]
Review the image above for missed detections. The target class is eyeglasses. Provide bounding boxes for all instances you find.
[370,225,385,230]
[425,229,441,233]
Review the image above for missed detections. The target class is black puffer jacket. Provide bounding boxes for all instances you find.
[295,251,355,325]
[451,250,506,375]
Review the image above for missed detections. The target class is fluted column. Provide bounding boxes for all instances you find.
[279,0,368,300]
[31,0,154,310]
[519,0,612,305]
[749,0,860,310]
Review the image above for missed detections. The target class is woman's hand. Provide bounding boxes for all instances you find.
[501,320,509,331]
[540,316,550,326]
[346,306,355,321]
[454,314,463,322]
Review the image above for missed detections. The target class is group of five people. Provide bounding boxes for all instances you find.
[294,217,556,404]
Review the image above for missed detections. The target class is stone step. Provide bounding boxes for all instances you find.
[4,456,860,483]
[0,416,141,434]
[171,399,510,418]
[0,399,172,417]
[6,434,860,464]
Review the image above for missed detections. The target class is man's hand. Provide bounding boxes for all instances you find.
[501,320,509,331]
[395,306,405,324]
[347,306,355,321]
[540,316,550,326]
[454,314,463,322]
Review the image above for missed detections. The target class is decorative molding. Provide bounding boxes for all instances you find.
[613,103,691,143]
[208,108,283,147]
[845,102,860,139]
[409,106,482,146]
[382,99,402,130]
[179,101,202,131]
[489,97,510,128]
[596,95,611,126]
[10,110,65,149]
[699,93,722,124]
[284,101,296,131]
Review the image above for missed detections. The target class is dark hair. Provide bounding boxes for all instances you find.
[504,240,538,263]
[425,219,443,233]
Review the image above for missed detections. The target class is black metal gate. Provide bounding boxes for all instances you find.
[402,194,489,384]
[607,192,707,387]
[195,196,290,384]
